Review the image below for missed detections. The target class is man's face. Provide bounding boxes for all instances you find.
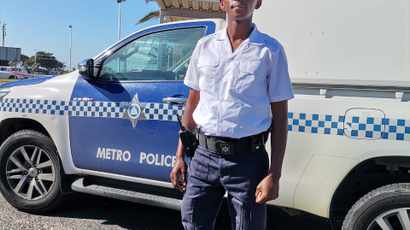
[219,0,262,21]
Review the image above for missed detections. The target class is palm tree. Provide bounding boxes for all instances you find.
[136,0,222,25]
[136,0,161,25]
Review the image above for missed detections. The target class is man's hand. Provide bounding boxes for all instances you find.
[255,174,279,204]
[170,89,199,192]
[255,100,288,204]
[170,158,187,192]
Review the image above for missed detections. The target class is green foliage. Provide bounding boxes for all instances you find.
[136,0,160,25]
[137,10,160,25]
[20,54,29,63]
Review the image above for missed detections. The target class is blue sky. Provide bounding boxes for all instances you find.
[0,0,160,67]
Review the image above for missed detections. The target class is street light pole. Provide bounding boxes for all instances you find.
[117,0,126,41]
[33,49,38,73]
[1,23,6,47]
[68,25,73,71]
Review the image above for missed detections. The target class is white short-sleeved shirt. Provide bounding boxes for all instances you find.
[184,24,294,138]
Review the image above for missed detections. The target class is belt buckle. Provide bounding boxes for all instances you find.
[216,141,233,155]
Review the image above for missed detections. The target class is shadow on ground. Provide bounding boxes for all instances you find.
[46,193,330,230]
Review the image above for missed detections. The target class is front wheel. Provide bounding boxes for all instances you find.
[342,183,410,230]
[0,130,66,213]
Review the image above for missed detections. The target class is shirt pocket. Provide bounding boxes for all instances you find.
[197,57,219,92]
[234,59,267,99]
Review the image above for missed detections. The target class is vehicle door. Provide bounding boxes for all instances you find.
[69,21,216,182]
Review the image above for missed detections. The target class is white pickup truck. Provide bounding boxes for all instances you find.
[0,1,408,230]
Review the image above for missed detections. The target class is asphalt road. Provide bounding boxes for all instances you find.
[0,193,331,230]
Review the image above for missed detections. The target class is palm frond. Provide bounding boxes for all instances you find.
[136,10,160,25]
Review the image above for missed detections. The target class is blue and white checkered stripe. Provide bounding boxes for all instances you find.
[288,112,410,141]
[345,116,410,141]
[142,102,183,121]
[0,98,69,116]
[0,98,183,122]
[1,98,409,141]
[67,100,123,118]
[288,113,345,136]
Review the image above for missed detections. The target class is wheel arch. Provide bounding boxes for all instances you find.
[329,156,410,229]
[0,118,68,168]
[0,118,52,146]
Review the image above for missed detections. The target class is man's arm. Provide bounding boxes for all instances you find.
[268,100,288,181]
[171,89,200,191]
[175,89,200,160]
[255,100,288,203]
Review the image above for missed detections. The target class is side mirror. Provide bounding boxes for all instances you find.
[78,59,95,78]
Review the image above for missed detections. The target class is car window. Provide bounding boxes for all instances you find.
[100,27,205,81]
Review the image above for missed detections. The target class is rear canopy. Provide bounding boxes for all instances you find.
[254,0,410,83]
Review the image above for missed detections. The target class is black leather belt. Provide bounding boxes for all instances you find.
[197,131,267,156]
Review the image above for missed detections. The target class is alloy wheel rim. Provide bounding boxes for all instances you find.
[5,145,55,201]
[367,207,410,230]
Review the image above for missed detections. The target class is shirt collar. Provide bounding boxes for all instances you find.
[215,23,260,44]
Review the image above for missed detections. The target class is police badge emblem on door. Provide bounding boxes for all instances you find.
[124,93,145,128]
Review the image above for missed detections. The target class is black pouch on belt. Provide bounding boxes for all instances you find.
[177,116,198,158]
[179,129,198,158]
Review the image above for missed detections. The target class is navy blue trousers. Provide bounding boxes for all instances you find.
[181,144,269,230]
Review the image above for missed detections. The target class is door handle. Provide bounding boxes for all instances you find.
[162,97,187,105]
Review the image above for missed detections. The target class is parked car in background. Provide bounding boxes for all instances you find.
[32,66,50,75]
[0,66,32,80]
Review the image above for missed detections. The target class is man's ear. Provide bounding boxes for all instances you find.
[255,0,262,10]
[219,0,227,12]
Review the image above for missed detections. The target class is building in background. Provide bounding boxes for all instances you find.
[0,46,21,66]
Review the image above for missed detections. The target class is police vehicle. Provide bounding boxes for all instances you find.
[0,1,409,229]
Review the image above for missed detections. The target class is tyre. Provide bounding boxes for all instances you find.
[342,183,410,230]
[8,75,16,79]
[0,130,65,213]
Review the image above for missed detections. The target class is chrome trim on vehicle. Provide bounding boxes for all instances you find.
[76,169,174,189]
[72,178,181,210]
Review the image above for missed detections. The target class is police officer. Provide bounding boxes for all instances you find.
[170,0,294,229]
